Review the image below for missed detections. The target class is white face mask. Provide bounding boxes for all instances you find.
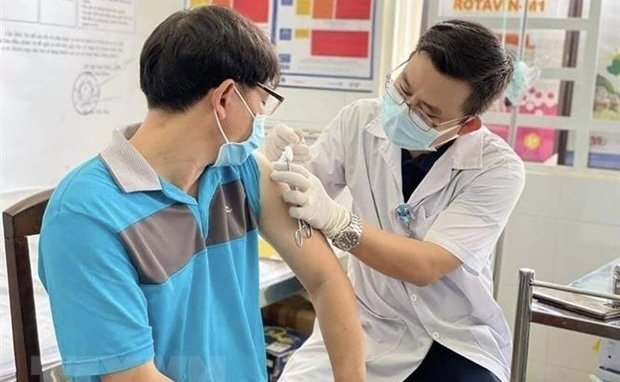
[212,87,266,167]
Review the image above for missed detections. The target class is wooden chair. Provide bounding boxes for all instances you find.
[3,189,53,382]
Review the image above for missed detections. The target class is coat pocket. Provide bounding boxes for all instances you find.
[356,295,407,362]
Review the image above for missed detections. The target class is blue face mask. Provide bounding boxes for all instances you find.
[381,93,460,151]
[213,88,266,167]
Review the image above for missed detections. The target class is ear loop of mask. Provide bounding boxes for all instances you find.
[213,85,257,144]
[214,111,230,144]
[234,86,257,119]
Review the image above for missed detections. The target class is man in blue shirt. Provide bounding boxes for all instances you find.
[38,5,365,382]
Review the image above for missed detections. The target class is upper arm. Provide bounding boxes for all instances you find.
[424,160,525,275]
[102,361,172,382]
[254,153,345,292]
[39,211,154,377]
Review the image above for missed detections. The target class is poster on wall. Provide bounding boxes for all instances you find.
[0,0,183,193]
[561,0,620,171]
[273,0,377,92]
[189,0,274,35]
[586,0,620,170]
[189,0,378,92]
[592,1,619,122]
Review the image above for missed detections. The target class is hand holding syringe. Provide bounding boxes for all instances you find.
[281,146,313,247]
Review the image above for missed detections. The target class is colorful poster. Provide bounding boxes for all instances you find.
[189,0,378,92]
[592,1,620,121]
[274,0,377,92]
[585,0,620,169]
[188,0,274,35]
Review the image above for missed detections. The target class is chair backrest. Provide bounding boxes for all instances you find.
[3,189,53,382]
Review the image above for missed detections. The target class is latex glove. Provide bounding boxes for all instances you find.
[271,162,350,239]
[262,123,311,164]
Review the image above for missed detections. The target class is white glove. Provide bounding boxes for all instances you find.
[271,162,350,239]
[262,124,311,164]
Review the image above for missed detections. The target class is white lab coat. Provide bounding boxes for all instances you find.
[279,98,525,382]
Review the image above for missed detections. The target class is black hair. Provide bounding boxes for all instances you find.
[414,19,514,115]
[140,5,279,113]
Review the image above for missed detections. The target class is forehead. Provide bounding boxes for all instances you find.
[401,52,472,116]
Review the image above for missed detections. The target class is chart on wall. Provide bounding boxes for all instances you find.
[189,0,378,92]
[189,0,275,36]
[0,0,183,193]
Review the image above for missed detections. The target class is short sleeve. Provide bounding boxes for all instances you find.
[424,160,525,275]
[38,211,154,377]
[243,154,262,219]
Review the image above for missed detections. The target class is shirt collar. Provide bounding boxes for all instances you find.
[402,140,455,171]
[364,113,484,171]
[99,124,162,193]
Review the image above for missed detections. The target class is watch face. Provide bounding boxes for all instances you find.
[343,232,358,242]
[341,231,360,248]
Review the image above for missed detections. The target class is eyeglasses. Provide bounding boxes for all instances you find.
[256,82,284,116]
[385,61,470,132]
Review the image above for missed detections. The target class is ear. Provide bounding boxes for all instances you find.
[209,79,237,120]
[457,116,482,135]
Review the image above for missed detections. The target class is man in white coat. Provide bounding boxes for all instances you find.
[264,20,525,382]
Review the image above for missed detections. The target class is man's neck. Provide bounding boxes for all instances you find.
[129,109,221,196]
[407,150,432,159]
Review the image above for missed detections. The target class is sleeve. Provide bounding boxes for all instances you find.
[243,155,262,219]
[308,107,350,200]
[38,211,154,377]
[424,159,525,275]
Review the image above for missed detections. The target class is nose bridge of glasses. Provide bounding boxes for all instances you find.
[385,72,469,131]
[386,77,433,123]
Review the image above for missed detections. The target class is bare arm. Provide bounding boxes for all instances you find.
[350,224,461,286]
[350,161,525,285]
[256,153,365,382]
[271,157,525,287]
[101,361,172,382]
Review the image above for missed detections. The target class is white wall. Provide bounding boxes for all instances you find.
[497,165,620,381]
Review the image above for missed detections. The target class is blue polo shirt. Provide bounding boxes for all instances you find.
[39,125,266,381]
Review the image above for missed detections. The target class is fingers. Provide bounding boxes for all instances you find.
[293,128,306,143]
[267,124,311,163]
[291,144,311,163]
[273,124,301,145]
[270,168,311,191]
[282,190,309,206]
[272,162,311,177]
[273,133,296,151]
[289,206,305,220]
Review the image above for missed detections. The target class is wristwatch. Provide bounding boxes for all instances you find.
[331,213,363,252]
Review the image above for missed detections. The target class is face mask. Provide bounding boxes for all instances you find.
[213,88,266,167]
[381,93,461,151]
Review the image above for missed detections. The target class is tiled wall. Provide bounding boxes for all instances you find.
[497,165,620,382]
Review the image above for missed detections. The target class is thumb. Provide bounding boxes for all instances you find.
[293,128,306,143]
[274,124,301,145]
